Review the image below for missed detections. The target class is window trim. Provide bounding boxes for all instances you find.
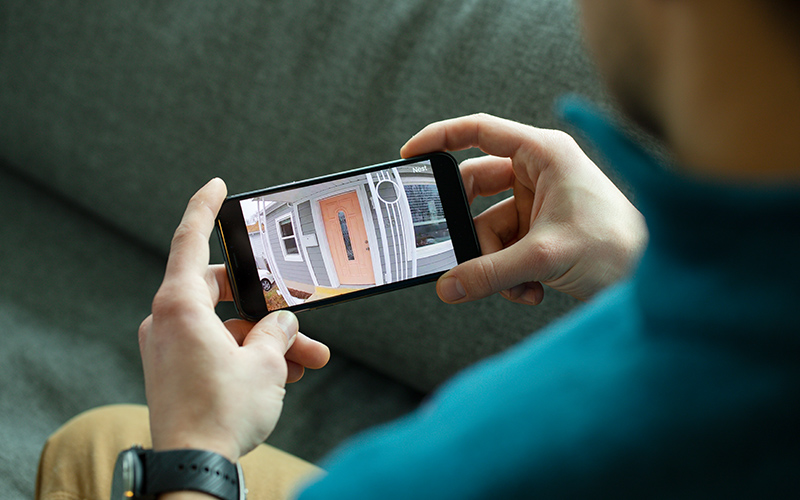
[275,212,303,262]
[415,238,453,259]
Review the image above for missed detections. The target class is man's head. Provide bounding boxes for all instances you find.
[577,0,664,137]
[576,0,800,180]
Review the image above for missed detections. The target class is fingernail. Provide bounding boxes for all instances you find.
[276,311,298,341]
[204,177,222,188]
[439,276,466,302]
[504,284,525,300]
[521,287,540,305]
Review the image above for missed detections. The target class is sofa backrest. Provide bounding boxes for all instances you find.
[0,0,605,391]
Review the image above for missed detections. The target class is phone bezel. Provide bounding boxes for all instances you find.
[216,152,480,320]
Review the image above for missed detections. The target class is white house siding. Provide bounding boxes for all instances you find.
[297,200,331,287]
[367,183,412,283]
[366,187,387,278]
[417,250,457,276]
[265,205,315,288]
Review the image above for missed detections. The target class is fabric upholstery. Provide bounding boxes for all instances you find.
[0,1,604,497]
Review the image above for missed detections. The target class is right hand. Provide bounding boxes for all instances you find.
[401,113,648,305]
[139,178,330,464]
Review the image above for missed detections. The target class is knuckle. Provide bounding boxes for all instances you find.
[150,287,175,316]
[532,129,579,170]
[258,324,286,346]
[150,285,191,323]
[137,316,151,350]
[547,128,577,147]
[170,222,201,251]
[526,234,563,281]
[137,316,150,337]
[471,257,503,295]
[471,113,496,138]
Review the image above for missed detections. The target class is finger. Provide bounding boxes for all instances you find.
[242,310,299,354]
[437,195,547,305]
[286,361,305,384]
[473,196,522,252]
[436,238,550,304]
[435,197,520,303]
[227,317,330,371]
[164,178,228,282]
[285,333,331,370]
[224,318,254,346]
[400,113,538,160]
[459,156,516,204]
[206,264,234,304]
[500,281,545,306]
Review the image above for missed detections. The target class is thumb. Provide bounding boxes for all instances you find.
[436,243,547,305]
[243,310,299,354]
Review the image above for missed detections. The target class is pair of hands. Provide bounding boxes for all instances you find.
[139,114,647,464]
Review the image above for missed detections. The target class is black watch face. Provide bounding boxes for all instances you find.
[110,449,140,499]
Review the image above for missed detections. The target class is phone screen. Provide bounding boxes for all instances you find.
[217,153,480,318]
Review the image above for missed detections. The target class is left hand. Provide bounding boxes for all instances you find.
[138,178,330,463]
[401,114,648,305]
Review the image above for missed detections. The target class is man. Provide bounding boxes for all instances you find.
[36,0,800,498]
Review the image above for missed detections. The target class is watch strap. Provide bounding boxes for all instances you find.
[141,448,244,500]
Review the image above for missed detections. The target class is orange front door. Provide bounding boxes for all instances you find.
[319,191,375,286]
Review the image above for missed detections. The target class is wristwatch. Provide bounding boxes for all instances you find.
[110,446,246,500]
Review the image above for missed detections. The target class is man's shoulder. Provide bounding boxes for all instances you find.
[303,280,800,498]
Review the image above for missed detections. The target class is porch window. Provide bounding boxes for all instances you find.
[402,184,451,248]
[275,213,302,262]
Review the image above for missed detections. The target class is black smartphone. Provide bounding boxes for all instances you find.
[216,152,481,320]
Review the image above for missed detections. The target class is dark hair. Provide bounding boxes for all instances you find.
[764,1,800,47]
[768,1,800,26]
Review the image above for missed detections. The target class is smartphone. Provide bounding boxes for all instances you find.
[216,152,481,320]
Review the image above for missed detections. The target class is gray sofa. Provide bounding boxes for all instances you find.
[0,1,608,497]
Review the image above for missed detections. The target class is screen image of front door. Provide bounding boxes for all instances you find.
[319,191,376,286]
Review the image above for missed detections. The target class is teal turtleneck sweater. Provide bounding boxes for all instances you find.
[298,100,800,498]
